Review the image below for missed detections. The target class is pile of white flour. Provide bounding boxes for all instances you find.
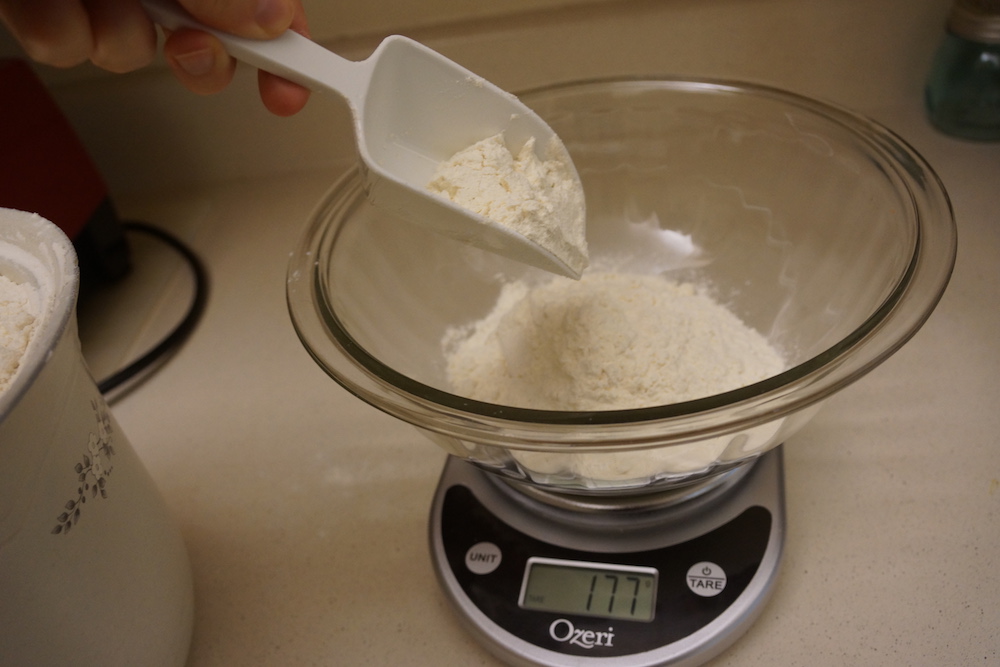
[428,133,589,276]
[443,272,785,411]
[0,274,38,395]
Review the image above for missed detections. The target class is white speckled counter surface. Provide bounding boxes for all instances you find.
[19,0,999,664]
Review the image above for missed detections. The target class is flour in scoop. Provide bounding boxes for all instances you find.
[0,273,38,394]
[428,133,589,276]
[443,272,785,411]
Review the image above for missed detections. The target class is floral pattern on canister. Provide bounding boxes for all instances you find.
[51,400,116,535]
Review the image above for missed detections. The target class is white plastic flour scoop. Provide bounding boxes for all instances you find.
[142,0,584,279]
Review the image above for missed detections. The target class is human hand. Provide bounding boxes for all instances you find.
[0,0,310,116]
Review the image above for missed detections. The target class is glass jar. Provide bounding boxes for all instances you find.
[926,0,1000,140]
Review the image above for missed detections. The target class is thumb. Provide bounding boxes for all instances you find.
[177,0,295,40]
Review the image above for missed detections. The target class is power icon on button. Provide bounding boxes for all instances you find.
[686,561,727,597]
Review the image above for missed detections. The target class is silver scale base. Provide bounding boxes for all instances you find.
[428,446,785,667]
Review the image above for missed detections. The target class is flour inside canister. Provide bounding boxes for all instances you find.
[0,274,38,395]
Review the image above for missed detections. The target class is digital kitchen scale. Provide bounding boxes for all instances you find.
[429,446,785,667]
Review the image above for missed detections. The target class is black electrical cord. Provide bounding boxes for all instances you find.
[96,221,209,395]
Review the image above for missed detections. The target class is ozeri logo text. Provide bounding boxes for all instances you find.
[548,618,615,649]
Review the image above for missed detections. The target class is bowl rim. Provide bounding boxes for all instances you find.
[287,76,957,448]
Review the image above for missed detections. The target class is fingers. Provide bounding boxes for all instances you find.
[177,0,296,39]
[0,0,94,68]
[0,0,310,115]
[87,0,157,73]
[162,28,236,96]
[0,0,155,72]
[165,0,311,115]
[257,4,310,116]
[259,70,311,117]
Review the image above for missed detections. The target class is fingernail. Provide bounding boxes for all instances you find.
[172,48,215,77]
[256,0,293,34]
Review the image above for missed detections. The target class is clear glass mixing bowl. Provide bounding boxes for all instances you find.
[287,78,956,495]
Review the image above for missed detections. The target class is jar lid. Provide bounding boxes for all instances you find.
[948,0,1000,43]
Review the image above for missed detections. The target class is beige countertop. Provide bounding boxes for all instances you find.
[43,0,1000,664]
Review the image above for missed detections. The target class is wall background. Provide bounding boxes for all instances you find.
[2,0,953,195]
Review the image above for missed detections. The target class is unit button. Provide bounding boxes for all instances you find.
[686,561,727,597]
[465,542,502,574]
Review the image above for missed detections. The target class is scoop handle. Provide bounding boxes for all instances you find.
[140,0,369,103]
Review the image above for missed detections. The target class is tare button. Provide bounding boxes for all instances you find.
[465,542,502,574]
[686,561,727,597]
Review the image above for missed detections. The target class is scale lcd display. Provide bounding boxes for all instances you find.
[519,557,657,622]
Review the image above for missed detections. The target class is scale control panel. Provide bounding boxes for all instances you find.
[441,485,771,657]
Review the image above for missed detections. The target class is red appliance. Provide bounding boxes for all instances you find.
[0,58,130,287]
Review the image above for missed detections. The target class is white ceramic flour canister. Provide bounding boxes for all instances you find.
[0,208,193,666]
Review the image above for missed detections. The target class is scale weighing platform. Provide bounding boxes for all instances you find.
[429,446,785,666]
